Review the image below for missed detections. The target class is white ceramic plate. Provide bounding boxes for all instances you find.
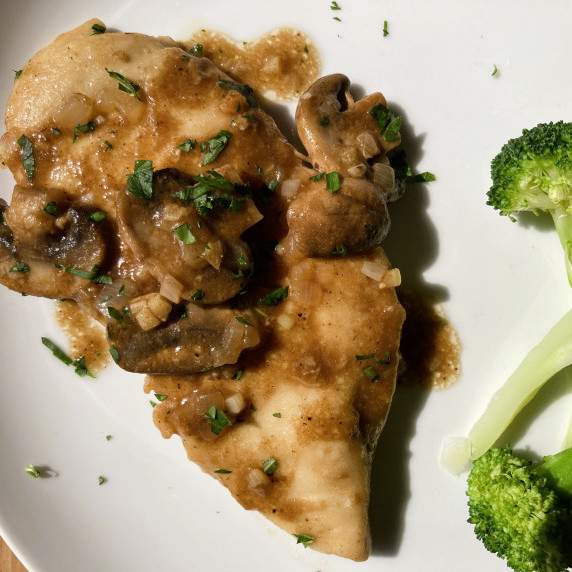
[1,1,572,571]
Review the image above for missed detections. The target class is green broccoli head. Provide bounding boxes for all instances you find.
[467,445,572,572]
[488,121,572,216]
[487,121,572,284]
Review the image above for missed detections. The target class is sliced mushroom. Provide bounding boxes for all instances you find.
[286,176,390,257]
[116,168,262,305]
[106,299,260,374]
[5,185,108,270]
[295,73,400,178]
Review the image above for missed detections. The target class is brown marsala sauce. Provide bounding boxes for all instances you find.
[397,290,461,390]
[185,28,320,100]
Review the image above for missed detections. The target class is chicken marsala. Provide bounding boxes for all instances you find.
[0,19,405,561]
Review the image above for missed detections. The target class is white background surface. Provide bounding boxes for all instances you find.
[1,1,572,571]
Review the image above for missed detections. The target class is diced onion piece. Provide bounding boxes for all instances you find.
[133,305,161,331]
[247,468,270,490]
[147,293,172,323]
[276,313,294,329]
[380,268,401,288]
[54,93,94,129]
[372,162,395,193]
[356,131,380,158]
[280,178,301,198]
[347,164,367,178]
[361,260,388,281]
[225,393,246,415]
[160,274,183,303]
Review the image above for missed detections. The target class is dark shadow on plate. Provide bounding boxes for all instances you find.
[34,465,59,478]
[369,111,449,556]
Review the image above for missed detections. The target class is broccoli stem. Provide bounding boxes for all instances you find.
[469,308,572,460]
[550,208,572,286]
[535,446,572,502]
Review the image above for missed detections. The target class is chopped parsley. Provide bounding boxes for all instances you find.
[325,171,341,192]
[66,265,112,284]
[109,347,120,363]
[177,138,197,152]
[214,468,232,474]
[309,172,325,182]
[88,210,108,222]
[293,533,315,548]
[492,64,499,77]
[355,352,376,361]
[369,103,402,142]
[17,134,34,182]
[91,23,106,34]
[333,16,341,21]
[330,1,341,9]
[362,365,380,381]
[154,394,168,402]
[73,121,97,143]
[383,20,389,37]
[127,159,153,199]
[267,180,278,192]
[189,43,203,57]
[319,115,330,126]
[103,140,113,151]
[258,285,289,306]
[201,130,233,166]
[235,316,254,327]
[218,79,259,109]
[331,244,347,256]
[231,369,243,381]
[105,434,112,441]
[405,171,436,183]
[149,400,157,408]
[9,261,30,273]
[14,69,22,80]
[25,464,41,478]
[273,412,282,418]
[98,475,106,485]
[204,405,232,435]
[262,457,277,475]
[41,336,94,377]
[106,68,141,100]
[173,222,196,244]
[191,289,205,301]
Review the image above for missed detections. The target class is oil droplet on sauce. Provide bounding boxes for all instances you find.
[186,28,320,101]
[397,290,461,390]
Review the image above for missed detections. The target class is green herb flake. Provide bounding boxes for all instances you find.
[14,69,22,80]
[66,265,112,284]
[105,434,112,441]
[273,412,282,418]
[258,285,289,306]
[369,103,402,142]
[127,159,153,199]
[91,23,106,34]
[106,68,141,100]
[191,289,205,301]
[41,337,94,377]
[177,139,197,152]
[231,369,243,381]
[362,365,380,381]
[25,464,41,478]
[293,533,315,548]
[235,316,255,327]
[73,121,97,143]
[201,130,233,166]
[406,171,436,184]
[376,351,391,365]
[214,468,232,474]
[173,222,196,244]
[325,171,341,192]
[262,457,277,475]
[9,261,30,273]
[332,244,347,256]
[103,140,113,151]
[319,115,330,126]
[17,134,35,182]
[88,210,107,222]
[149,400,157,408]
[98,475,106,486]
[492,64,499,77]
[309,172,325,182]
[238,253,249,267]
[330,1,341,9]
[107,306,124,321]
[355,353,376,361]
[268,180,278,192]
[189,43,203,57]
[154,394,168,402]
[218,79,259,109]
[384,116,402,142]
[203,405,232,435]
[43,202,58,217]
[383,20,389,37]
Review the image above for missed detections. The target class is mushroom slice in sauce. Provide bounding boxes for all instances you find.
[116,168,262,305]
[106,297,260,374]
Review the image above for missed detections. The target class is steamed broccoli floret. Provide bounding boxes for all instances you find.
[487,121,572,284]
[467,445,572,572]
